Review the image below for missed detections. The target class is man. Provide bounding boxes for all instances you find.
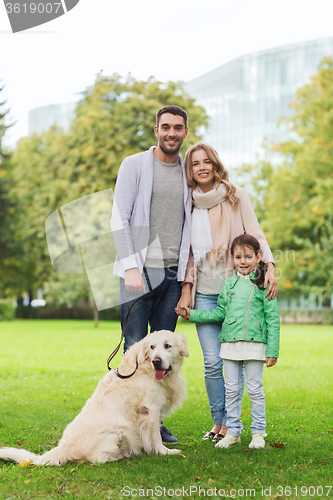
[111,105,191,443]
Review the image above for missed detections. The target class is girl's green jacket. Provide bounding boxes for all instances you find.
[189,272,280,358]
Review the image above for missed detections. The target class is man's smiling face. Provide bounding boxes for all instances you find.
[154,113,188,158]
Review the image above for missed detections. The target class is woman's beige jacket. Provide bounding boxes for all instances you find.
[184,187,275,298]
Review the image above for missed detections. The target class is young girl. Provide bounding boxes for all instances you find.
[182,234,280,449]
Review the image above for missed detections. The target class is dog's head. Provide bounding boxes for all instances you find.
[137,330,189,380]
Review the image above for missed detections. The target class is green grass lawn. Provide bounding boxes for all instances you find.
[0,320,332,499]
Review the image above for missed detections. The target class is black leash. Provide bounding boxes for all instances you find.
[106,268,155,377]
[114,359,138,379]
[106,296,141,377]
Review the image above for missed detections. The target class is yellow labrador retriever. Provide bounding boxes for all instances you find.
[0,330,188,465]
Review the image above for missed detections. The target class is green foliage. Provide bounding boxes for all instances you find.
[0,83,11,160]
[7,75,207,300]
[0,320,332,498]
[242,58,333,299]
[42,271,91,307]
[0,298,15,320]
[10,128,72,295]
[0,84,23,297]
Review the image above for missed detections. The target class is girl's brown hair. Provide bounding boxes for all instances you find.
[185,142,238,207]
[231,234,266,289]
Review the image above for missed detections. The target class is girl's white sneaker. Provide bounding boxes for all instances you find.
[249,433,267,449]
[215,433,241,449]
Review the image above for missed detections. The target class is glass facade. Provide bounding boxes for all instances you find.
[185,38,333,171]
[28,102,76,135]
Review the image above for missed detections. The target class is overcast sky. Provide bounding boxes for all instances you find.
[1,0,333,146]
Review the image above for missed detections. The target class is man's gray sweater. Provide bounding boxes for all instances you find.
[111,146,191,281]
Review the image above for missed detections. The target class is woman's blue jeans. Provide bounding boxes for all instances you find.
[194,293,227,426]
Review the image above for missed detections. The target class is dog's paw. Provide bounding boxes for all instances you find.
[163,446,181,455]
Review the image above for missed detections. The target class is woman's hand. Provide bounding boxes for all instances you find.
[264,263,278,300]
[265,357,277,367]
[176,306,191,320]
[175,283,192,318]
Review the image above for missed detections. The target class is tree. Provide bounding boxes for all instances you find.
[0,83,20,296]
[10,128,71,298]
[243,58,333,299]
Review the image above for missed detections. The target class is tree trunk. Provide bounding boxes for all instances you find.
[93,301,99,327]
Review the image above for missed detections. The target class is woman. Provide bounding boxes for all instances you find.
[175,142,277,442]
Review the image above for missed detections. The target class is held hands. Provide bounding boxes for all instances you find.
[175,283,192,320]
[265,357,277,367]
[125,268,146,294]
[176,306,191,320]
[264,263,278,300]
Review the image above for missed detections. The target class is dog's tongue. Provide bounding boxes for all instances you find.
[154,370,166,380]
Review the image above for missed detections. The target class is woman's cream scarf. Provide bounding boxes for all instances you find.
[191,184,230,266]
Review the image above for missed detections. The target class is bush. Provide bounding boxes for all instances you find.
[15,303,120,320]
[15,303,94,320]
[0,299,15,320]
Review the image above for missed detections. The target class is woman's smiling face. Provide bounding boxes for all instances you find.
[191,149,215,192]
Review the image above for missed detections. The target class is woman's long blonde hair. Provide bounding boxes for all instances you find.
[185,142,239,207]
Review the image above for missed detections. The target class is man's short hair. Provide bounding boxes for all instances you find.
[156,105,188,129]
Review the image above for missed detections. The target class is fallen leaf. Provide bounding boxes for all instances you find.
[242,407,251,414]
[295,425,303,430]
[208,478,215,483]
[179,454,186,458]
[19,459,34,468]
[195,476,200,481]
[269,440,287,448]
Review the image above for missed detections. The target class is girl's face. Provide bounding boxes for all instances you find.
[232,245,260,276]
[191,149,215,192]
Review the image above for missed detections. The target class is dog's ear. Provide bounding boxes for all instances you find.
[137,339,150,365]
[177,334,189,358]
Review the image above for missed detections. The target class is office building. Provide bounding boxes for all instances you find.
[185,37,333,171]
[28,102,77,135]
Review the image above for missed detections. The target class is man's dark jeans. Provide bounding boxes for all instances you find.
[120,266,181,352]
